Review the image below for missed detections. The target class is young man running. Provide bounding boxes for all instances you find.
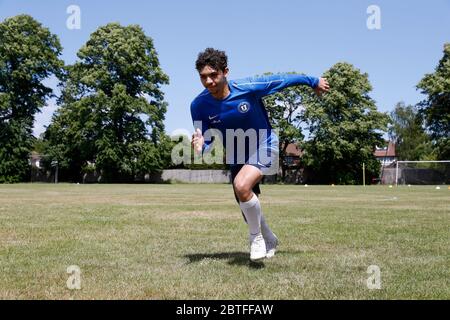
[190,48,329,261]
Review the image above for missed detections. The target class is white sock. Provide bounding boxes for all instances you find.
[239,193,262,239]
[261,214,276,241]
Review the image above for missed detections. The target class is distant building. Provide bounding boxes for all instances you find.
[30,152,42,168]
[374,142,397,167]
[282,143,302,167]
[29,152,55,183]
[282,142,397,167]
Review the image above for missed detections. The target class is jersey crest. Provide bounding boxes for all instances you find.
[238,101,251,113]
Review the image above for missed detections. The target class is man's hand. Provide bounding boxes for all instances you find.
[191,128,204,155]
[314,77,330,96]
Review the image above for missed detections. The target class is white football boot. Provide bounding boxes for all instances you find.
[264,234,279,259]
[250,233,267,261]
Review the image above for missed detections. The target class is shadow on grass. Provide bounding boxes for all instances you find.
[183,252,265,269]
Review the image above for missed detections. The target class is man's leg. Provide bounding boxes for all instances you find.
[231,164,260,223]
[232,180,277,243]
[231,165,278,259]
[233,165,269,261]
[234,164,262,229]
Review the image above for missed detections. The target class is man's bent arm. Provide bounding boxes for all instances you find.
[190,102,213,153]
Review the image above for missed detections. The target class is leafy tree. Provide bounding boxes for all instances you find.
[300,62,389,184]
[44,23,170,182]
[0,15,63,183]
[388,102,434,161]
[417,43,450,159]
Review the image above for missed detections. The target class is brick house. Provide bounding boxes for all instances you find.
[374,142,397,167]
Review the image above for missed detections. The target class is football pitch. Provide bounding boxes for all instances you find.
[0,183,448,299]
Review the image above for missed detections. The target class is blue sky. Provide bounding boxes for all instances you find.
[1,0,449,137]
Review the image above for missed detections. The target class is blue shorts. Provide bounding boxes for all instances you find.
[241,134,279,176]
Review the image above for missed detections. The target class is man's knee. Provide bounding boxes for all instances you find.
[233,178,252,200]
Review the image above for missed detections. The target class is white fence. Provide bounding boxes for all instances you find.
[152,169,231,184]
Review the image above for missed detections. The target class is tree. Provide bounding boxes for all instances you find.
[417,43,450,160]
[300,62,389,184]
[44,23,170,182]
[0,15,63,183]
[262,72,306,182]
[388,102,434,161]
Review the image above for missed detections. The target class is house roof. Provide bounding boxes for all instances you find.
[374,141,396,157]
[282,143,303,157]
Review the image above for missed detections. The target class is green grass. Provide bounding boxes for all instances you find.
[0,183,449,299]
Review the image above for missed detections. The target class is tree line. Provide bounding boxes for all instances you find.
[1,15,172,183]
[1,15,448,184]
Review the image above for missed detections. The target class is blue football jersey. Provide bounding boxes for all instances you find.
[190,73,319,165]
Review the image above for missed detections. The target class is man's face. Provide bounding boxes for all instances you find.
[199,65,229,95]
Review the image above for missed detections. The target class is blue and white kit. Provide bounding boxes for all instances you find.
[190,73,319,174]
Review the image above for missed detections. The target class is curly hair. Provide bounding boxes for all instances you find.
[195,48,228,72]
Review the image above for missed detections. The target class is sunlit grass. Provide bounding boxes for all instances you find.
[0,183,448,299]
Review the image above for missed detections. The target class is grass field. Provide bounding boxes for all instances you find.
[0,183,449,299]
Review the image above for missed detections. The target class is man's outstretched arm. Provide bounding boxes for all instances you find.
[234,73,329,98]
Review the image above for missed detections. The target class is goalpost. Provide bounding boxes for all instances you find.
[395,161,450,186]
